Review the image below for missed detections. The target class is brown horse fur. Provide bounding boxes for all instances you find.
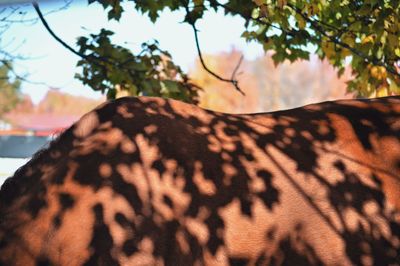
[0,96,399,265]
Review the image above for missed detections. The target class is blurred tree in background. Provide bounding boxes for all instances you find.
[0,62,22,118]
[35,90,103,115]
[190,49,352,113]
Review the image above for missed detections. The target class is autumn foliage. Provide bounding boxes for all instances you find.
[190,49,353,113]
[7,90,103,116]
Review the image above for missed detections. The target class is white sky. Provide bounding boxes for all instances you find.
[3,0,264,103]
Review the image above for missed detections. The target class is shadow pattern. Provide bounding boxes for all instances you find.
[0,96,399,265]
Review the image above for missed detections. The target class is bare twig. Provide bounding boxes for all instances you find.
[183,3,245,95]
[192,22,245,95]
[3,0,73,24]
[231,54,243,81]
[0,59,49,85]
[0,49,34,61]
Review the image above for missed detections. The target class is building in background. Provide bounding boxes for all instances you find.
[0,89,104,185]
[3,113,80,136]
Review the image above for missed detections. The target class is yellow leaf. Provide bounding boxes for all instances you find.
[370,66,379,79]
[376,85,389,97]
[380,68,387,80]
[361,35,375,45]
[370,66,387,80]
[389,79,400,93]
[395,48,400,57]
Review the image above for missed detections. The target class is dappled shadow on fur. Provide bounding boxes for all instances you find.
[0,96,399,265]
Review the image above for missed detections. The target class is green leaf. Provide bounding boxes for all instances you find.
[107,88,116,99]
[162,80,180,93]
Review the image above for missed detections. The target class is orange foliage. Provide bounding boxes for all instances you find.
[36,90,104,115]
[190,49,353,113]
[10,95,35,113]
[8,89,104,116]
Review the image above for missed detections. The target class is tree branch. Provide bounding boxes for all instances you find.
[33,1,117,83]
[32,1,97,64]
[231,54,243,82]
[32,1,203,100]
[183,3,245,95]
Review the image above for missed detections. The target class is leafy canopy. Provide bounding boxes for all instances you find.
[76,29,198,102]
[76,0,400,101]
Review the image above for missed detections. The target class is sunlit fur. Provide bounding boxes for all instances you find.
[0,96,399,265]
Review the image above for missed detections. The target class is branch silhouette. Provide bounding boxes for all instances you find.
[183,2,245,95]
